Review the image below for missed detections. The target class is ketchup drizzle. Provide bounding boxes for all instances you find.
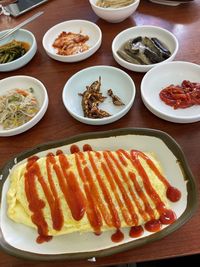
[70,144,80,154]
[145,219,162,232]
[87,151,120,228]
[130,226,144,238]
[103,151,138,225]
[24,147,181,244]
[111,229,124,243]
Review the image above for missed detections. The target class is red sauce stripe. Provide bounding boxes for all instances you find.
[32,161,62,232]
[58,153,86,221]
[128,172,155,220]
[75,153,102,234]
[83,166,112,227]
[101,161,132,225]
[88,151,121,228]
[70,144,80,154]
[103,151,137,225]
[115,151,154,221]
[83,144,93,151]
[48,154,85,221]
[137,151,170,187]
[46,154,63,230]
[107,151,141,224]
[25,163,49,238]
[119,150,166,215]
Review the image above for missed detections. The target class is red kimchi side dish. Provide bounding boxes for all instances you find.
[52,31,90,56]
[159,80,200,109]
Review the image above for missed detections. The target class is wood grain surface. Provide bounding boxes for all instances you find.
[0,0,200,266]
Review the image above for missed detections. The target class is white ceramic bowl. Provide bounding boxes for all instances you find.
[112,25,179,72]
[0,76,48,136]
[0,29,37,72]
[149,0,193,6]
[89,0,140,23]
[42,20,102,63]
[62,66,136,125]
[141,61,200,123]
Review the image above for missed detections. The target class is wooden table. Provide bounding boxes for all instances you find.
[0,0,200,266]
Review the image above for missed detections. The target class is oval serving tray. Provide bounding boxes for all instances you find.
[0,128,198,260]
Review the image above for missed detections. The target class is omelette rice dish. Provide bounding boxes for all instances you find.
[7,149,180,243]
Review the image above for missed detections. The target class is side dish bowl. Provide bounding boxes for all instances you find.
[0,29,37,72]
[0,76,48,136]
[112,25,179,72]
[141,61,200,123]
[89,0,140,23]
[149,0,193,6]
[62,65,136,125]
[42,20,102,63]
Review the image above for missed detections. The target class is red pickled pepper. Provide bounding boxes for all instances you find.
[159,80,200,109]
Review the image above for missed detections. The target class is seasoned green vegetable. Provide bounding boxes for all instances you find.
[0,40,29,64]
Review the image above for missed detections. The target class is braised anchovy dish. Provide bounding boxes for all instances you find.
[96,0,135,8]
[117,36,171,65]
[0,40,29,64]
[79,77,111,119]
[78,77,125,119]
[107,89,125,106]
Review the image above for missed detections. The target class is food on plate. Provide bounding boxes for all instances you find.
[78,76,111,118]
[52,31,90,56]
[96,0,135,8]
[7,147,181,243]
[159,80,200,109]
[0,40,30,64]
[117,36,171,65]
[0,88,39,130]
[107,88,125,106]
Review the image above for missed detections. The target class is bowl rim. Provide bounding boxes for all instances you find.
[62,65,136,123]
[0,75,48,136]
[112,25,179,69]
[0,29,36,67]
[42,19,102,60]
[140,61,200,123]
[89,0,140,11]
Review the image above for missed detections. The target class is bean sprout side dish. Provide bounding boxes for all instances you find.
[0,88,39,130]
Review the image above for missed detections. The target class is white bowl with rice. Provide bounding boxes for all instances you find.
[89,0,140,23]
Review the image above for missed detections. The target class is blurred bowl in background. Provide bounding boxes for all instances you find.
[149,0,193,7]
[89,0,140,23]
